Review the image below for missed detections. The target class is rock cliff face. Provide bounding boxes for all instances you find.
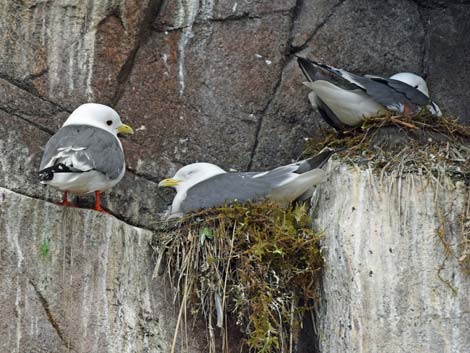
[0,187,204,353]
[1,1,469,352]
[315,162,470,353]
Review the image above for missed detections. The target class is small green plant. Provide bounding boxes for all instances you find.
[153,201,323,353]
[40,238,50,258]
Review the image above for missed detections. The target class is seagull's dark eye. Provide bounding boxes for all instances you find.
[414,85,419,88]
[106,120,113,126]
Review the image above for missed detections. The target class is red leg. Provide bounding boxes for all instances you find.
[93,191,108,213]
[57,191,72,207]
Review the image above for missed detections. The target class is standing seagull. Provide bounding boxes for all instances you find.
[297,57,441,131]
[158,149,334,218]
[39,103,134,212]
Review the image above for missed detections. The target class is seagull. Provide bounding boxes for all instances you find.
[158,149,334,218]
[297,57,442,131]
[38,103,134,212]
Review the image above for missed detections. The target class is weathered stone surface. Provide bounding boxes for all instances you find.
[314,162,470,353]
[118,12,292,176]
[299,0,424,75]
[291,0,343,49]
[421,3,470,120]
[0,187,205,353]
[0,0,153,109]
[1,1,470,351]
[248,56,324,170]
[155,0,296,30]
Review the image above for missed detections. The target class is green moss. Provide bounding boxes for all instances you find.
[40,238,50,258]
[153,202,323,352]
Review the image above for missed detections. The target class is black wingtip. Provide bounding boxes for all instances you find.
[297,57,318,82]
[38,163,73,181]
[299,148,337,172]
[297,56,334,82]
[38,169,53,182]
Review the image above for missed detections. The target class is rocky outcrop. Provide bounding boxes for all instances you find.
[1,1,469,352]
[0,187,205,353]
[314,162,470,353]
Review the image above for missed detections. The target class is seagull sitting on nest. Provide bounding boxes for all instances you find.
[158,149,335,218]
[38,103,134,212]
[297,57,442,131]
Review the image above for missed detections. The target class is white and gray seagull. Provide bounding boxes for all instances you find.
[158,149,334,218]
[38,103,134,212]
[297,57,442,131]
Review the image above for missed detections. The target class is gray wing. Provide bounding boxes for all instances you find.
[365,76,430,110]
[40,125,124,180]
[181,173,272,213]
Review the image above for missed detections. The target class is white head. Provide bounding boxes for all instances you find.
[389,72,429,97]
[63,103,134,136]
[158,163,226,191]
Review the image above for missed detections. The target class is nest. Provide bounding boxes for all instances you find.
[306,111,470,182]
[151,202,323,353]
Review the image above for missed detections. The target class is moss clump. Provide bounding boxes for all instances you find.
[152,202,323,353]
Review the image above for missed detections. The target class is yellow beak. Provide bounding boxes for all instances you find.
[117,123,134,135]
[158,178,181,188]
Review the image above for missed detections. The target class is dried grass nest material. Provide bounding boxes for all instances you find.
[306,112,470,182]
[152,202,323,353]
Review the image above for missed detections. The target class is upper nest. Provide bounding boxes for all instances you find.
[306,112,470,182]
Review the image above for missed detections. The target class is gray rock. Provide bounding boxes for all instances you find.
[420,3,470,120]
[117,12,292,176]
[0,187,206,353]
[314,162,470,353]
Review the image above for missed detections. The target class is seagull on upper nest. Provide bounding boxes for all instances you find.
[158,149,335,218]
[297,57,442,131]
[38,103,134,212]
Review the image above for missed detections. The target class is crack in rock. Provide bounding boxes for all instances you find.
[0,73,70,113]
[29,279,76,352]
[112,0,166,107]
[290,0,347,54]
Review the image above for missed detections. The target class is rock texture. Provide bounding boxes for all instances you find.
[314,162,470,353]
[0,187,205,353]
[1,1,470,351]
[0,0,469,230]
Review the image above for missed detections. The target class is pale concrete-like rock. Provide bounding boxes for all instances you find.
[314,162,470,353]
[0,187,205,353]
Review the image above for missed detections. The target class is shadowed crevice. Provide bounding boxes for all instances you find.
[0,107,55,135]
[247,0,303,171]
[0,73,70,113]
[111,0,166,107]
[29,279,76,352]
[289,0,347,54]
